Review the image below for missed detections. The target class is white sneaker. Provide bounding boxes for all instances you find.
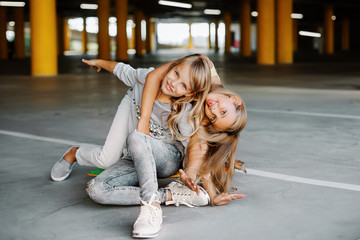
[133,195,162,238]
[165,181,210,207]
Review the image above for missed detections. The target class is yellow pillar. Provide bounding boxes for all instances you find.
[214,20,219,52]
[134,9,143,56]
[63,18,70,51]
[324,5,334,54]
[145,17,152,53]
[30,0,57,76]
[257,0,275,64]
[57,15,64,55]
[292,19,298,52]
[0,7,8,60]
[188,23,193,49]
[14,7,25,59]
[276,0,293,64]
[223,11,232,54]
[97,0,111,60]
[240,0,251,57]
[341,18,349,51]
[82,18,88,53]
[115,0,128,61]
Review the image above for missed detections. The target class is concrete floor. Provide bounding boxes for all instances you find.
[1,50,360,240]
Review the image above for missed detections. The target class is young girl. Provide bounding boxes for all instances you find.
[50,54,212,238]
[180,84,248,206]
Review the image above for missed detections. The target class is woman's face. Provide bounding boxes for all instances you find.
[204,92,240,131]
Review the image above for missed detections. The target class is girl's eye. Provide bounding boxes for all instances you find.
[175,71,179,77]
[210,116,216,122]
[182,83,187,89]
[221,110,227,115]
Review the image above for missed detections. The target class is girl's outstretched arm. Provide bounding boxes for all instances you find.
[137,61,173,134]
[82,59,118,73]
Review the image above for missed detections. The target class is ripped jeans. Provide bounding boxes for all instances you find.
[87,131,182,205]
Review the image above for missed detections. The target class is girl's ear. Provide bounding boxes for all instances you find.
[231,95,242,106]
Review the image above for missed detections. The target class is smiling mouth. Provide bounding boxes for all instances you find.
[207,99,216,107]
[166,81,173,93]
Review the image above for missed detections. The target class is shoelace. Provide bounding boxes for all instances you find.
[165,184,196,208]
[137,194,160,225]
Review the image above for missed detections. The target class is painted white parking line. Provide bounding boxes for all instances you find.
[248,109,360,120]
[1,129,360,192]
[239,169,360,192]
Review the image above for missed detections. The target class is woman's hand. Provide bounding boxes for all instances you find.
[137,118,150,135]
[82,59,102,72]
[179,169,200,195]
[213,192,246,206]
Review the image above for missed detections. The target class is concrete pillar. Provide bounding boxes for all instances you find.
[276,0,293,64]
[115,0,128,61]
[188,22,193,49]
[30,0,58,76]
[82,18,88,53]
[14,7,25,59]
[214,20,219,52]
[324,5,334,54]
[341,17,349,51]
[97,0,111,59]
[63,18,70,51]
[223,11,232,54]
[134,9,143,57]
[57,15,64,55]
[145,17,152,53]
[293,19,298,52]
[0,7,8,59]
[257,0,275,64]
[240,0,251,57]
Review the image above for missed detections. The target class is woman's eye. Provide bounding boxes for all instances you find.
[211,116,216,121]
[221,110,227,115]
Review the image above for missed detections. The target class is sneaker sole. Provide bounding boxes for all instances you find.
[132,224,162,239]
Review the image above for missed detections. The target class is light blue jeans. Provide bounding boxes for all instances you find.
[86,131,182,205]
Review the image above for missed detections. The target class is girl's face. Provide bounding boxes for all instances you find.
[205,92,241,131]
[161,63,194,98]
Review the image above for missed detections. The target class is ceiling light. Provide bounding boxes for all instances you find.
[158,1,192,9]
[204,9,221,15]
[0,1,25,7]
[80,3,98,10]
[291,13,303,19]
[299,31,321,38]
[251,11,258,17]
[331,15,336,21]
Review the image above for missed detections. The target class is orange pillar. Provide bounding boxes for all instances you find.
[0,7,8,59]
[276,0,293,64]
[324,5,334,54]
[145,17,152,53]
[30,0,58,76]
[63,18,70,51]
[224,11,232,54]
[97,0,111,59]
[188,22,193,49]
[240,0,251,57]
[14,7,26,59]
[134,9,143,57]
[341,18,349,51]
[82,17,88,53]
[115,0,128,61]
[214,19,219,52]
[257,0,275,64]
[292,19,298,52]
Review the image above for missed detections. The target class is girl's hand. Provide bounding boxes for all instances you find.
[179,169,200,195]
[213,192,246,206]
[82,59,102,72]
[137,118,150,135]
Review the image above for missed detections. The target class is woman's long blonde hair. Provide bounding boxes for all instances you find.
[185,86,247,203]
[164,54,212,141]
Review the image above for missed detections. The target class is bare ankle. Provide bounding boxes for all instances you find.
[64,147,78,164]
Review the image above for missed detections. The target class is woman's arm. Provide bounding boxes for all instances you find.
[137,61,173,134]
[82,59,118,73]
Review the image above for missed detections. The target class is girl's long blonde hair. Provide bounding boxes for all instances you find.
[164,54,212,141]
[185,86,247,203]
